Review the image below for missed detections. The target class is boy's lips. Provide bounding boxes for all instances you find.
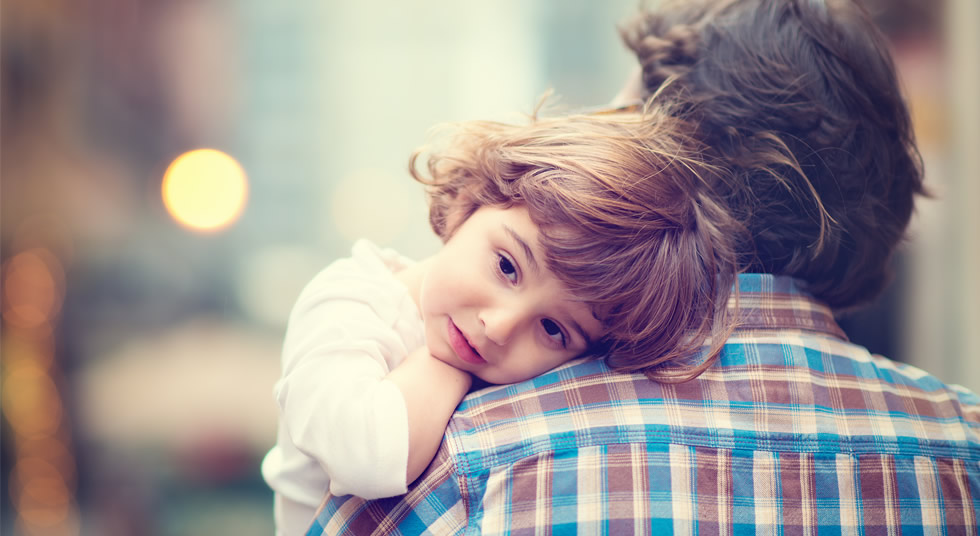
[447,318,486,365]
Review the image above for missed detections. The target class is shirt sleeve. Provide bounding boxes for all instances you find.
[305,448,467,535]
[276,262,414,500]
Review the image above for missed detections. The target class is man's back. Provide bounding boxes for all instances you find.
[309,274,980,535]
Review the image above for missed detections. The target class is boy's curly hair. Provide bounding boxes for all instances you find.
[621,0,925,310]
[410,105,744,382]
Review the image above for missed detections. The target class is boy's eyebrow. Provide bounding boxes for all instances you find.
[503,225,539,275]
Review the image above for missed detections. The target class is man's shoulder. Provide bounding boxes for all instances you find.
[453,357,629,423]
[444,359,676,471]
[444,335,980,470]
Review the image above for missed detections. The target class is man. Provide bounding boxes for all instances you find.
[307,1,980,533]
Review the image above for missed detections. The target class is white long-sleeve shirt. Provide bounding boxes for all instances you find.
[261,240,425,536]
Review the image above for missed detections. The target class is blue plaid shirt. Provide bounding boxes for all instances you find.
[308,274,980,534]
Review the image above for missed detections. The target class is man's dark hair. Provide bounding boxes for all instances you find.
[621,0,926,310]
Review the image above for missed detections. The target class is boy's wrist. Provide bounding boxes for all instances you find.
[404,346,473,393]
[427,352,473,393]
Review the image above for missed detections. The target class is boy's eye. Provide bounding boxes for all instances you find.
[497,254,518,283]
[541,319,566,347]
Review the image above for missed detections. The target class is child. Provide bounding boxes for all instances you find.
[261,102,742,535]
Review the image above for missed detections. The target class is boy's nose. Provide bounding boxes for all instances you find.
[479,307,524,347]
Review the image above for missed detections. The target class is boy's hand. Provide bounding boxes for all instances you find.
[386,346,472,485]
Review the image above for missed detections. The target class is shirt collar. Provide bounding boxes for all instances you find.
[732,273,848,340]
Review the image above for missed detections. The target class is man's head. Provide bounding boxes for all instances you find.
[621,0,925,310]
[411,108,741,380]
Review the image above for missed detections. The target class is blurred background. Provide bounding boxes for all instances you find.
[1,0,977,534]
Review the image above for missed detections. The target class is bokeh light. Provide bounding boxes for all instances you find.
[10,458,71,527]
[2,364,63,440]
[16,437,76,487]
[1,244,77,535]
[2,249,65,329]
[161,149,248,232]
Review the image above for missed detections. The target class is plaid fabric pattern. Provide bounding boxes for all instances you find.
[307,274,980,535]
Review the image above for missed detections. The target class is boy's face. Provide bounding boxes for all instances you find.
[419,205,602,384]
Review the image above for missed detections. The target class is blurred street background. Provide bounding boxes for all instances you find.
[1,1,977,535]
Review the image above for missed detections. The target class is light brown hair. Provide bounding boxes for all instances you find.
[410,105,743,381]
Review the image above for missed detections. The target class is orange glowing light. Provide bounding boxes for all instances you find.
[2,365,63,440]
[2,249,64,329]
[17,438,76,486]
[2,326,56,371]
[162,148,248,232]
[10,458,70,526]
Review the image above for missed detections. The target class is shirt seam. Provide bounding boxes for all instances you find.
[451,429,980,473]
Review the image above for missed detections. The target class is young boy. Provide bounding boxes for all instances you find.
[262,106,742,535]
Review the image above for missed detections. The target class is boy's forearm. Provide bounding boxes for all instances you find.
[386,347,472,485]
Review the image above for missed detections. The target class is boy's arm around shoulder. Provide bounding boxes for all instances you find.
[275,267,429,499]
[385,345,472,485]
